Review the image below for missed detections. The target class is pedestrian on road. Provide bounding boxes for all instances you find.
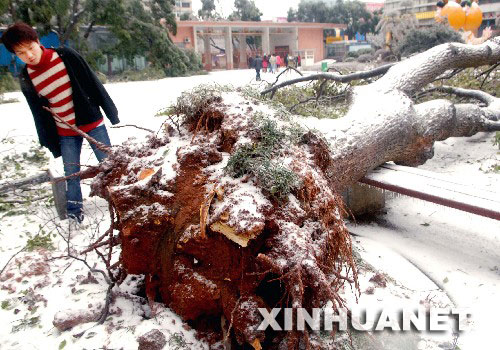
[254,55,262,81]
[270,54,276,74]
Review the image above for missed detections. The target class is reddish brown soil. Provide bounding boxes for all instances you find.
[91,98,358,350]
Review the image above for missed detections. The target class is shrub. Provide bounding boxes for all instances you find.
[0,68,20,103]
[357,53,373,62]
[374,48,391,60]
[344,48,374,60]
[226,117,302,201]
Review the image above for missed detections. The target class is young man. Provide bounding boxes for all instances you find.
[1,22,119,223]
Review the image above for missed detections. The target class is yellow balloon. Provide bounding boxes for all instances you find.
[442,2,466,29]
[464,3,483,31]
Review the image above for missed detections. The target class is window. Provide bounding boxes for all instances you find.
[182,2,190,8]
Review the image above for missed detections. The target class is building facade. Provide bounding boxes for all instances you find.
[174,0,192,19]
[384,0,499,28]
[170,20,346,70]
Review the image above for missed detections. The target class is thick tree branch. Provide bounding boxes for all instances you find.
[261,63,395,97]
[375,37,500,94]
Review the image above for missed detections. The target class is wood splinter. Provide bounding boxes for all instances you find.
[251,338,262,350]
[200,184,223,239]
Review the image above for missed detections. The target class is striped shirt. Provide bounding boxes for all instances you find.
[27,47,103,136]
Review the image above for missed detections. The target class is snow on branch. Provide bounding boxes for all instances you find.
[261,63,395,97]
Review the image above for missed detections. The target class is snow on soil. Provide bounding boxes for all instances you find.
[0,68,498,349]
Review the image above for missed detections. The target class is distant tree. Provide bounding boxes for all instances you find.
[0,0,12,24]
[229,0,262,21]
[1,0,126,43]
[292,0,330,23]
[287,0,377,37]
[367,12,417,57]
[198,0,217,20]
[287,8,297,22]
[109,0,201,76]
[180,12,191,21]
[333,0,376,37]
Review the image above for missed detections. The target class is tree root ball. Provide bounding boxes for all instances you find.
[90,88,358,349]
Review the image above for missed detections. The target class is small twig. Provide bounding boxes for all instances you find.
[0,195,50,204]
[80,236,119,255]
[432,68,465,83]
[289,96,318,113]
[477,62,500,77]
[96,282,115,324]
[327,66,342,74]
[268,66,304,99]
[110,124,154,133]
[0,246,26,276]
[478,63,499,90]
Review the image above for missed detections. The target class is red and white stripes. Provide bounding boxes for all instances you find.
[28,48,102,136]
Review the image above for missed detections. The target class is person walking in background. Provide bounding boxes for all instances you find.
[269,54,276,74]
[262,54,268,73]
[0,22,119,223]
[254,55,262,81]
[276,54,281,73]
[248,55,254,69]
[284,54,288,67]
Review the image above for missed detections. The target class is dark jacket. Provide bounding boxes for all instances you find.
[254,57,262,70]
[20,46,119,158]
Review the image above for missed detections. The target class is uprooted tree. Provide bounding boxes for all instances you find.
[75,38,499,349]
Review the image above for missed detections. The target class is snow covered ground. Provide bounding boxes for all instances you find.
[0,69,498,349]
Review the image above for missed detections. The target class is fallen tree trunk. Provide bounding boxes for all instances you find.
[88,38,500,350]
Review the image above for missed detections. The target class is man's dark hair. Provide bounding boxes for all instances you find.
[1,22,39,53]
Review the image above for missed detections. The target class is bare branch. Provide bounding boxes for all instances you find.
[0,246,26,276]
[436,86,496,105]
[268,66,304,98]
[53,164,101,184]
[96,282,115,324]
[83,20,96,39]
[432,68,465,83]
[0,195,50,204]
[477,62,500,77]
[479,62,499,89]
[289,96,317,112]
[261,63,394,97]
[110,124,154,133]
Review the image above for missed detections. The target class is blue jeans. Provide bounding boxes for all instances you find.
[60,125,111,216]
